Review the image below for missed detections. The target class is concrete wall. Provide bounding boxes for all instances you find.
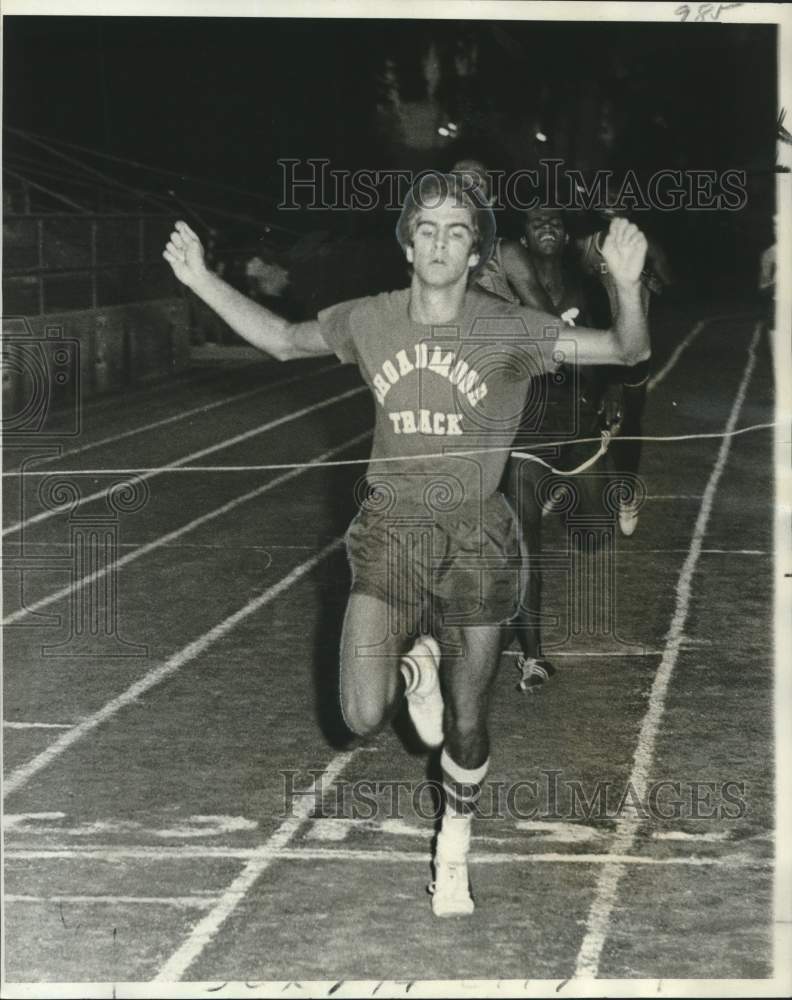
[3,299,191,430]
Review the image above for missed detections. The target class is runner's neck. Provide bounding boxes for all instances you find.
[408,277,469,325]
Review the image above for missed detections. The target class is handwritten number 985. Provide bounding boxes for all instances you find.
[675,3,743,22]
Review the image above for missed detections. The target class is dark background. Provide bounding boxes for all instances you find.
[3,16,779,301]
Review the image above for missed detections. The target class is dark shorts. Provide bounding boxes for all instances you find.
[619,359,650,389]
[345,492,521,630]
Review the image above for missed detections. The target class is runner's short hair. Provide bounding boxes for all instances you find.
[396,172,496,273]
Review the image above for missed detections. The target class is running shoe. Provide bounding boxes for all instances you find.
[429,858,475,917]
[618,499,640,537]
[402,636,443,748]
[515,655,556,693]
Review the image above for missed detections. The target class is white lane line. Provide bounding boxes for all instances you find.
[3,430,370,626]
[646,311,759,394]
[542,548,767,556]
[34,363,340,463]
[2,813,258,837]
[301,816,587,846]
[514,821,605,843]
[2,845,769,868]
[2,384,365,539]
[645,312,753,394]
[647,318,710,392]
[3,811,66,823]
[573,322,762,980]
[548,651,662,658]
[623,549,767,556]
[153,751,358,983]
[6,817,729,845]
[6,541,331,552]
[3,721,75,730]
[501,649,664,659]
[652,830,731,842]
[5,894,218,909]
[3,536,346,800]
[699,549,768,555]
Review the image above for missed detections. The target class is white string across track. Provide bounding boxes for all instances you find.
[1,421,777,480]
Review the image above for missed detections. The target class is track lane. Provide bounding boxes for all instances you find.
[2,362,363,535]
[2,307,776,983]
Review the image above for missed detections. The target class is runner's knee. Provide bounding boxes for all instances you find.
[340,683,390,738]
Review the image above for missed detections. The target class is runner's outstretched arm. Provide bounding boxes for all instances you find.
[526,218,649,368]
[163,220,331,360]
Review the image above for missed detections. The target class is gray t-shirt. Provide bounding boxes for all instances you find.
[318,287,564,513]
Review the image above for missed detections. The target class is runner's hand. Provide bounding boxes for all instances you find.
[163,221,210,289]
[600,217,647,287]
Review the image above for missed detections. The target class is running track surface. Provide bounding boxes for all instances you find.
[2,298,782,992]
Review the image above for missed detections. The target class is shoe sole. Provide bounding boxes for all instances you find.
[516,658,555,694]
[404,638,443,748]
[432,898,475,917]
[428,880,475,917]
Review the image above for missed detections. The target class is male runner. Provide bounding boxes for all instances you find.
[450,158,611,689]
[496,206,612,689]
[577,202,670,536]
[163,172,648,917]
